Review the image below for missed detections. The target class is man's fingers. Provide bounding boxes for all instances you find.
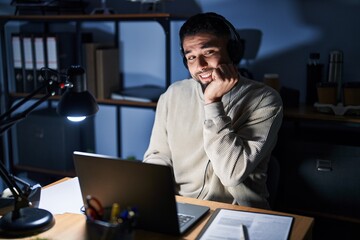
[213,64,238,82]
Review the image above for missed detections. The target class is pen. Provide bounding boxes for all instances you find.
[110,203,120,223]
[85,195,104,220]
[240,224,246,240]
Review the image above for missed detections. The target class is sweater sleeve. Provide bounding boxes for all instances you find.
[203,89,283,188]
[143,94,172,167]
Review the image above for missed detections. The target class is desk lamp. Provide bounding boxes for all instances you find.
[0,65,99,237]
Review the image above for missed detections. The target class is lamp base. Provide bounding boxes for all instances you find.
[0,207,55,237]
[0,185,41,215]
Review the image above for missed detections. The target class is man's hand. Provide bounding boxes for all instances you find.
[204,64,239,104]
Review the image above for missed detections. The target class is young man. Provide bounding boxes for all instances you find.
[143,12,283,209]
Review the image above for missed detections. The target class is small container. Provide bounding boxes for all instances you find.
[306,52,323,105]
[263,73,281,92]
[327,50,343,102]
[343,82,360,106]
[317,82,338,105]
[327,50,343,83]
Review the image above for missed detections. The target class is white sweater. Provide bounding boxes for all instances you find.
[143,76,283,209]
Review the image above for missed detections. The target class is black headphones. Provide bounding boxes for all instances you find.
[180,12,244,68]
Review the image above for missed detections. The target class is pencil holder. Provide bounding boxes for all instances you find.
[86,207,136,240]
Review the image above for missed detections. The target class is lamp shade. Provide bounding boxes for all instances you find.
[57,65,99,118]
[57,90,99,117]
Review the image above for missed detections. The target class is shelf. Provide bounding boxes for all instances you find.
[284,104,360,124]
[0,13,186,23]
[13,164,76,178]
[1,13,173,185]
[98,98,157,108]
[0,13,187,89]
[10,92,158,108]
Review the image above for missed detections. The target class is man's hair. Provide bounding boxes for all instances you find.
[179,12,232,43]
[179,12,243,65]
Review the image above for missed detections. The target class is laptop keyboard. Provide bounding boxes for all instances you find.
[178,214,195,227]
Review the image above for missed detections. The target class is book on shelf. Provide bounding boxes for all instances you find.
[111,84,165,103]
[82,42,99,98]
[95,47,120,99]
[82,42,113,98]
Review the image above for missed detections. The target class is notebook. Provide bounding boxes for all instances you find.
[73,151,210,235]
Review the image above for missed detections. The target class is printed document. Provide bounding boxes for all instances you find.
[197,208,293,240]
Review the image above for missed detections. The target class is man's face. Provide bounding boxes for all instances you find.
[182,33,232,86]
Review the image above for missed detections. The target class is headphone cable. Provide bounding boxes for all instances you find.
[196,160,210,199]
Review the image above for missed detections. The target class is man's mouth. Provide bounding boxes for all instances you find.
[198,71,213,81]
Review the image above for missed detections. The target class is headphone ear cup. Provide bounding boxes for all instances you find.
[227,34,244,65]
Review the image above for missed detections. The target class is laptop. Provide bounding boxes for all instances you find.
[73,151,210,235]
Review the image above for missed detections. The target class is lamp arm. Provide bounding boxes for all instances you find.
[0,161,29,219]
[0,66,68,123]
[0,161,23,201]
[0,82,51,200]
[0,92,53,135]
[0,83,48,122]
[0,77,66,135]
[0,70,64,219]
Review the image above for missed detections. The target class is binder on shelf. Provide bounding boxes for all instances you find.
[22,34,36,93]
[95,47,120,99]
[45,33,77,95]
[44,32,92,95]
[33,34,46,93]
[111,84,165,103]
[11,33,24,93]
[45,34,59,82]
[50,33,77,72]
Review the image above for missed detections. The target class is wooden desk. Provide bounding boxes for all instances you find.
[6,178,314,240]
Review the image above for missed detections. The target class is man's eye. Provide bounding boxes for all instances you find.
[187,56,195,61]
[204,50,214,56]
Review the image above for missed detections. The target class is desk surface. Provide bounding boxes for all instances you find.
[7,178,314,240]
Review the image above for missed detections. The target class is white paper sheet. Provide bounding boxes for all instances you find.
[198,209,293,240]
[39,177,84,215]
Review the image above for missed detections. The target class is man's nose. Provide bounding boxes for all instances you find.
[196,56,208,69]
